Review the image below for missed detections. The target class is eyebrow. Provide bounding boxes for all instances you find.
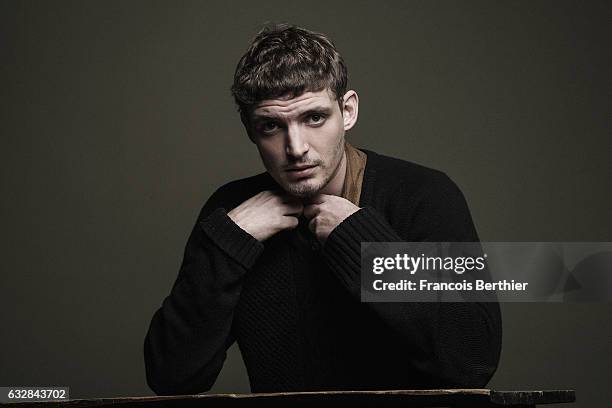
[251,106,333,122]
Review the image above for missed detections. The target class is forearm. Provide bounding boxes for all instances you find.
[322,206,502,387]
[368,301,501,387]
[144,208,263,395]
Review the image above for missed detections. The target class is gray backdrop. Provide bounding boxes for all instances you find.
[2,1,610,407]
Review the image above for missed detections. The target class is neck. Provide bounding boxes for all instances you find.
[319,150,347,196]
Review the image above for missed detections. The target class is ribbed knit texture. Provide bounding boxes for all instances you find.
[323,207,402,298]
[144,150,502,395]
[200,208,263,270]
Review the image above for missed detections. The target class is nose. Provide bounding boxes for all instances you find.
[285,124,309,158]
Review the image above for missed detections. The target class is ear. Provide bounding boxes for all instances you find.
[341,90,359,131]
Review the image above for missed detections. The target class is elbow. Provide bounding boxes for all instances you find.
[446,335,501,388]
[145,368,215,397]
[145,366,184,396]
[144,350,216,396]
[451,359,499,388]
[433,347,500,389]
[436,303,503,388]
[143,333,217,396]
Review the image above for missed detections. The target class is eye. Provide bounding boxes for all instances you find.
[307,113,326,125]
[261,121,279,134]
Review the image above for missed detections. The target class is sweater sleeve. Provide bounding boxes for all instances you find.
[321,174,502,388]
[144,188,264,395]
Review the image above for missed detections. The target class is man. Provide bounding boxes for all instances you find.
[144,24,502,395]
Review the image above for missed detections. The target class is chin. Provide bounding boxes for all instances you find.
[282,179,325,198]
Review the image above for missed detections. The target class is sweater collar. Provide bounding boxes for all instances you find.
[340,142,368,206]
[355,148,378,208]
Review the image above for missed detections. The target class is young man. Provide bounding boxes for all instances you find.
[144,24,502,395]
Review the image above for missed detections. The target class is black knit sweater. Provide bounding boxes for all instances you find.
[144,149,502,395]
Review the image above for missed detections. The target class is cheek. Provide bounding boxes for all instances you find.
[317,122,344,155]
[256,140,284,168]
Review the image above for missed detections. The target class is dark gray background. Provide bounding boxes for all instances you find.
[1,1,610,407]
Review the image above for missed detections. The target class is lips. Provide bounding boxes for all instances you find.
[287,164,316,171]
[285,164,318,179]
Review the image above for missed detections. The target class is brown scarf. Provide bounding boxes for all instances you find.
[340,142,367,206]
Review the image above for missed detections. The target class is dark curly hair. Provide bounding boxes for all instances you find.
[231,23,348,121]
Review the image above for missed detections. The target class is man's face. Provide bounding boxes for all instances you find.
[247,89,347,198]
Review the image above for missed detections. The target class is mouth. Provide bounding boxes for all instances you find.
[285,164,318,179]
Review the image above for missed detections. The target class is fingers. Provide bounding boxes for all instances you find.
[254,191,338,223]
[248,190,281,206]
[303,204,320,219]
[302,194,331,219]
[308,217,317,234]
[281,215,300,230]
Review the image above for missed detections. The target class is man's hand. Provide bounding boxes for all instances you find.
[228,190,303,242]
[303,194,361,244]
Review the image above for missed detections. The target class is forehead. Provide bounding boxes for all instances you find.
[251,89,337,119]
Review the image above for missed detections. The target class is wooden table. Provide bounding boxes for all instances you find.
[2,389,576,407]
